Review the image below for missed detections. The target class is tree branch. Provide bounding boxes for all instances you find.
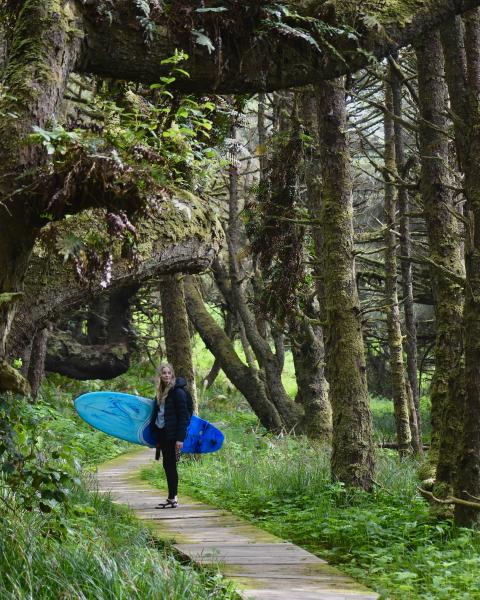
[418,487,480,509]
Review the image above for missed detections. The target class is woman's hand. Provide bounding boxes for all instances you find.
[175,441,183,451]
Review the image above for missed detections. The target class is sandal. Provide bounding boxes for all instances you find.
[155,498,178,509]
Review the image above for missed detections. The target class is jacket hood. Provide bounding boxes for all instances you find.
[174,376,187,389]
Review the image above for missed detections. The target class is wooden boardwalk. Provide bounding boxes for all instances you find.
[96,449,379,600]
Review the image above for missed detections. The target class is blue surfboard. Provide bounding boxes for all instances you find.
[74,391,224,454]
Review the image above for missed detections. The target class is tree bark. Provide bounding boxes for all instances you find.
[441,9,480,526]
[315,79,375,490]
[417,31,466,494]
[27,324,51,399]
[160,274,198,414]
[383,80,413,456]
[290,315,332,443]
[184,276,283,432]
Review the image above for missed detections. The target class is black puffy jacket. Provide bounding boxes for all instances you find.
[151,377,191,441]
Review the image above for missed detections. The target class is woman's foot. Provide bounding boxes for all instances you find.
[155,497,178,509]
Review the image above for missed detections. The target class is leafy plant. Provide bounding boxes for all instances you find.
[0,393,80,514]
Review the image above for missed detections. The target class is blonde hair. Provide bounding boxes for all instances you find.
[156,362,176,405]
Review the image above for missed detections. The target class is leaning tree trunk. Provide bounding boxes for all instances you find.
[160,274,198,414]
[315,79,375,490]
[417,31,466,495]
[383,80,413,456]
[203,311,234,389]
[184,276,283,432]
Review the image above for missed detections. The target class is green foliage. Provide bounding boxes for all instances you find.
[0,373,239,599]
[0,480,239,599]
[0,393,81,514]
[371,395,432,444]
[143,399,480,600]
[31,124,80,156]
[29,52,220,191]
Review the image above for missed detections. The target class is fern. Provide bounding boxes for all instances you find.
[133,0,156,44]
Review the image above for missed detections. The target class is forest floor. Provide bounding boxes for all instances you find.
[141,393,480,600]
[97,447,379,600]
[3,359,480,599]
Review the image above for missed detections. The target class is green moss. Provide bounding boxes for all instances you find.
[0,0,82,164]
[0,292,24,307]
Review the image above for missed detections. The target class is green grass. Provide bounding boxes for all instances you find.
[371,395,432,444]
[8,346,449,599]
[0,483,239,600]
[0,380,240,600]
[142,398,480,600]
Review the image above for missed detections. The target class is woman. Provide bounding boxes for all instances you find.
[151,362,190,508]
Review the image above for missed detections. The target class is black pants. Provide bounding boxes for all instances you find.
[155,426,178,498]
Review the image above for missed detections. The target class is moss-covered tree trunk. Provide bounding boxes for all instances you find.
[297,89,332,443]
[456,9,480,527]
[160,274,198,414]
[0,0,82,392]
[383,81,413,456]
[441,10,480,526]
[315,79,375,490]
[27,324,50,399]
[417,32,466,494]
[289,314,332,443]
[184,276,283,431]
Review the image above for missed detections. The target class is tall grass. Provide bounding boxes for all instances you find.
[0,483,238,600]
[0,385,240,600]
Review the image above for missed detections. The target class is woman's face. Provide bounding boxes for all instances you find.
[160,367,173,385]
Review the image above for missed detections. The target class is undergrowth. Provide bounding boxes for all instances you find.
[0,383,239,600]
[142,397,480,600]
[0,482,238,599]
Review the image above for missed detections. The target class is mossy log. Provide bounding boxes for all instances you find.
[7,197,223,364]
[45,330,130,381]
[0,359,30,396]
[79,0,480,93]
